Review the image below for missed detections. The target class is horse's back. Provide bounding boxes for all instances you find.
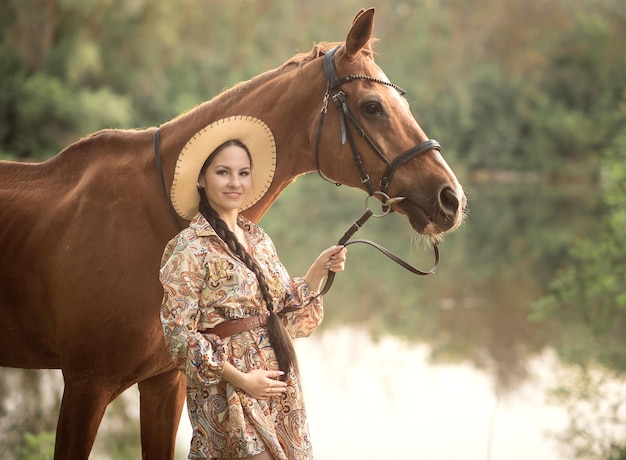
[0,129,173,374]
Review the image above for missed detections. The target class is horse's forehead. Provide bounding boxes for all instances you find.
[372,64,389,81]
[353,52,381,74]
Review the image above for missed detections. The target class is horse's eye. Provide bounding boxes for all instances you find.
[362,101,384,116]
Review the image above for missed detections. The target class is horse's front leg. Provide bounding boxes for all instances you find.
[54,375,114,459]
[138,368,187,460]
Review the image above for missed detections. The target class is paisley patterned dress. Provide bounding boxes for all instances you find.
[159,213,322,459]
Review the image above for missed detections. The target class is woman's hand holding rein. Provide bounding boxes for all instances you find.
[304,245,347,293]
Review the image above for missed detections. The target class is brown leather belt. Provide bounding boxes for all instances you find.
[200,312,270,339]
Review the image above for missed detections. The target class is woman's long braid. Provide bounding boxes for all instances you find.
[198,192,298,381]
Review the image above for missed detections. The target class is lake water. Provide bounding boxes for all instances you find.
[174,326,570,460]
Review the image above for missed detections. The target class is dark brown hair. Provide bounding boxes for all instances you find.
[197,141,298,380]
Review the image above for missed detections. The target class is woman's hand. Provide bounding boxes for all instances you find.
[240,369,287,400]
[304,245,348,292]
[223,362,287,399]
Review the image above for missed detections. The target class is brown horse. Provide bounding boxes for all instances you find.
[0,8,465,459]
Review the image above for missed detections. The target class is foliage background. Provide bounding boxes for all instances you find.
[0,0,625,458]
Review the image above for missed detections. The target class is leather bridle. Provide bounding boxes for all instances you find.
[314,45,442,198]
[313,45,440,295]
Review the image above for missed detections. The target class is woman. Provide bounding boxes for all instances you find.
[159,116,347,460]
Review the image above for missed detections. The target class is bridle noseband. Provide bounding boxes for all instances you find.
[314,45,441,198]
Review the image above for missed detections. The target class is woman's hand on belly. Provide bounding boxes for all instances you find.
[223,363,287,400]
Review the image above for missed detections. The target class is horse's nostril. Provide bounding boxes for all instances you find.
[439,187,460,217]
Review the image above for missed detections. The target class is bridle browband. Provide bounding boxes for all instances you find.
[313,45,441,295]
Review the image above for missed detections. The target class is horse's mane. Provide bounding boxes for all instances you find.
[167,39,377,126]
[218,39,379,95]
[213,42,340,98]
[278,41,339,71]
[219,43,339,100]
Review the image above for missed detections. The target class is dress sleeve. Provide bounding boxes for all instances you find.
[279,277,324,339]
[159,235,227,386]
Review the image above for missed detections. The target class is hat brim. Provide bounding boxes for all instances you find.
[171,116,276,220]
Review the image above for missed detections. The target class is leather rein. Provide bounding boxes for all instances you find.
[314,45,440,295]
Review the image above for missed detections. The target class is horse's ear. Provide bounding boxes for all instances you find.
[345,7,375,58]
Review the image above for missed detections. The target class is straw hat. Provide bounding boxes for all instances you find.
[171,116,277,220]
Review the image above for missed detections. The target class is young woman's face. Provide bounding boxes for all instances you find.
[198,144,253,219]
